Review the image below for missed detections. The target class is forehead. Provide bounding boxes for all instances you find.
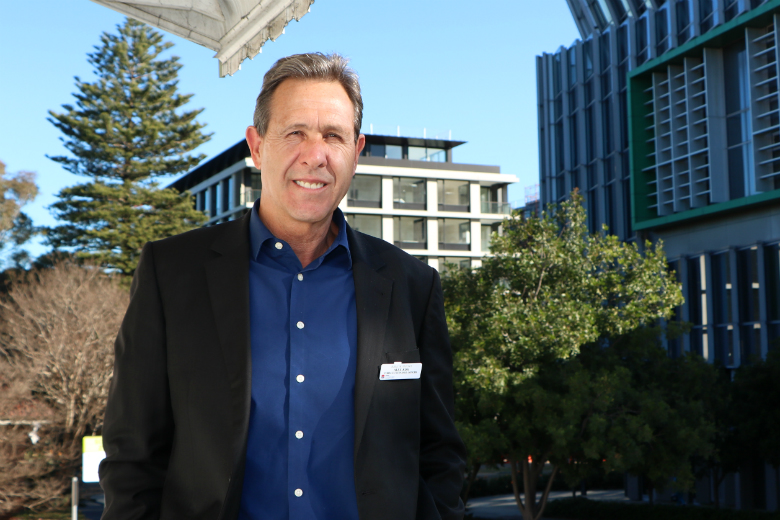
[268,79,353,124]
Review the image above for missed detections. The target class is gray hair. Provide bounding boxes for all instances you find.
[253,52,363,142]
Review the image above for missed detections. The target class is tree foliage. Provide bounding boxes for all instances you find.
[0,160,38,268]
[0,262,127,515]
[443,193,688,520]
[46,18,209,276]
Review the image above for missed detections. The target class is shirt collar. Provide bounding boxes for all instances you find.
[249,198,352,269]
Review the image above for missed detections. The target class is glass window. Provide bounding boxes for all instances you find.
[408,146,446,162]
[438,180,470,211]
[215,183,223,215]
[481,223,500,252]
[438,257,471,273]
[636,15,649,66]
[738,247,762,363]
[676,0,691,44]
[348,175,382,208]
[386,144,403,159]
[655,8,669,55]
[712,252,736,366]
[765,243,780,350]
[724,0,739,21]
[228,176,236,210]
[584,40,594,80]
[394,217,426,248]
[347,214,382,239]
[699,0,715,32]
[687,256,707,357]
[221,178,231,213]
[393,177,426,209]
[438,219,471,251]
[369,143,385,158]
[724,40,754,199]
[202,188,210,215]
[667,260,683,358]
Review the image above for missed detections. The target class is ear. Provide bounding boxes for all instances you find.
[353,133,366,174]
[245,126,264,170]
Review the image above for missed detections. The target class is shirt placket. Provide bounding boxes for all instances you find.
[288,264,309,516]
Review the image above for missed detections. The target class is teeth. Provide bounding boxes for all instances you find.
[295,180,325,189]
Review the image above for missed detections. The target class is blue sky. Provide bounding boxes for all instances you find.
[0,0,580,258]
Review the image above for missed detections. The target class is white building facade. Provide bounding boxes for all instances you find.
[170,134,519,271]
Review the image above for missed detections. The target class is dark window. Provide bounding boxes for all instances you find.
[700,0,715,32]
[607,0,628,23]
[737,247,762,363]
[724,40,753,200]
[765,243,780,350]
[636,16,649,65]
[712,252,736,366]
[668,260,683,357]
[725,0,739,21]
[655,8,669,55]
[676,0,691,44]
[584,40,594,80]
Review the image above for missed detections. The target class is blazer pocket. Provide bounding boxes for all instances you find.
[385,349,420,364]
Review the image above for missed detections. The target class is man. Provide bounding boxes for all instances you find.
[99,52,466,520]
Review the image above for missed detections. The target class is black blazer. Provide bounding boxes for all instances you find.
[99,210,466,520]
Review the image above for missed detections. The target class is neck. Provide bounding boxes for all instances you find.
[258,206,338,269]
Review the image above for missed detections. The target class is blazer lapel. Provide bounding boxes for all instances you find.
[204,213,252,457]
[349,228,394,459]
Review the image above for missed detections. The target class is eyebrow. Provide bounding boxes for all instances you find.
[280,122,351,136]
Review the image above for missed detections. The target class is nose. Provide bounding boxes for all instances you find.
[299,136,327,169]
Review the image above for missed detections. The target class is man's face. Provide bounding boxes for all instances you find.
[246,79,365,233]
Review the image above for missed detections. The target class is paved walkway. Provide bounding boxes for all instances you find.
[466,489,629,519]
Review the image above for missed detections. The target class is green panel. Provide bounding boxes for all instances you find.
[628,72,656,228]
[628,0,780,230]
[634,188,780,230]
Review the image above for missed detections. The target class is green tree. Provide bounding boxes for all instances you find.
[0,160,38,268]
[46,18,209,277]
[731,348,780,507]
[443,192,684,520]
[600,327,718,504]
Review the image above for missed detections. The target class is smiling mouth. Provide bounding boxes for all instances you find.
[294,180,325,190]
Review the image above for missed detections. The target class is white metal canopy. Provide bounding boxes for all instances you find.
[89,0,315,76]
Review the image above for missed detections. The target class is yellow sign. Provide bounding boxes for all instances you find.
[82,436,103,453]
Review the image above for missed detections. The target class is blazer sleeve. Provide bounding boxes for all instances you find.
[417,269,467,520]
[99,242,173,520]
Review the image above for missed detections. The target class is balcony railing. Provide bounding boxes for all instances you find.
[481,201,511,214]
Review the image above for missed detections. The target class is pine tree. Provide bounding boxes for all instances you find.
[47,18,210,277]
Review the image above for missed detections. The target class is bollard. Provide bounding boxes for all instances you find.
[72,476,79,520]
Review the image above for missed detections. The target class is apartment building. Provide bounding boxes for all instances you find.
[170,133,519,271]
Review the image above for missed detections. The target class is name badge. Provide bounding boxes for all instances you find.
[379,362,422,380]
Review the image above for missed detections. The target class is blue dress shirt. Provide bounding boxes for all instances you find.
[239,200,360,520]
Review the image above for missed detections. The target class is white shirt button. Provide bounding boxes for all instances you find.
[297,273,303,281]
[295,430,304,439]
[294,488,303,497]
[296,374,305,383]
[275,242,283,250]
[297,321,304,329]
